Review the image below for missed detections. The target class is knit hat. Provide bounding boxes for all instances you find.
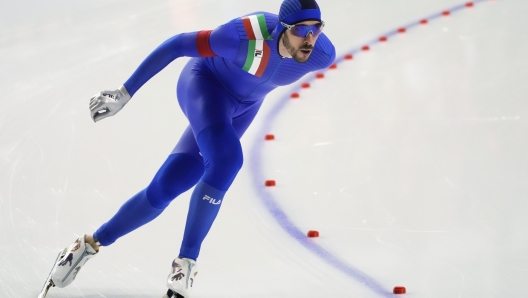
[275,0,322,35]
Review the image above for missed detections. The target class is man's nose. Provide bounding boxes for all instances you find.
[303,32,315,44]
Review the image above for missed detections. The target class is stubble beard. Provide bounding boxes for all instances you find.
[283,33,313,63]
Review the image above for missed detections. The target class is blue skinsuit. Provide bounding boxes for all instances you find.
[93,12,335,260]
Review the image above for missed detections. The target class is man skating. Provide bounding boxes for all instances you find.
[40,0,335,297]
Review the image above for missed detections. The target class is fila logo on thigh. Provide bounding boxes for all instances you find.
[203,195,221,205]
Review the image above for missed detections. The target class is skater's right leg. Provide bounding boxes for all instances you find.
[90,126,203,246]
[45,128,204,294]
[94,150,204,246]
[48,235,98,290]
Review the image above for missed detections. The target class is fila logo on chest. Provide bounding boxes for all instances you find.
[241,14,272,77]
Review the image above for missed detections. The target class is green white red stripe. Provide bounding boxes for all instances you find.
[241,14,272,77]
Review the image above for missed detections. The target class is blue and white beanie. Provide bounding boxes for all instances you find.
[276,0,322,34]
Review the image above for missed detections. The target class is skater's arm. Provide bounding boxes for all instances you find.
[123,23,240,96]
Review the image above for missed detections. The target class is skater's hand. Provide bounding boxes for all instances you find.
[89,85,131,122]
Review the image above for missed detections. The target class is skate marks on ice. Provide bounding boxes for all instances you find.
[249,0,506,297]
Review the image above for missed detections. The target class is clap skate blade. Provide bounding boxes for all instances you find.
[163,289,184,298]
[38,248,67,298]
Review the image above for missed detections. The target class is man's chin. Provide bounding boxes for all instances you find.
[292,52,310,63]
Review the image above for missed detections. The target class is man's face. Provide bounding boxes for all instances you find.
[282,20,322,63]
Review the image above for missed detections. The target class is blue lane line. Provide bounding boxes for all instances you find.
[249,1,488,296]
[334,0,488,65]
[249,136,393,296]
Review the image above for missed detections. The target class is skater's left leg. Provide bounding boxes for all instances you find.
[167,123,243,297]
[177,100,263,261]
[178,122,243,260]
[165,62,262,297]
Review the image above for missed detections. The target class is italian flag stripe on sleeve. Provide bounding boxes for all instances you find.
[254,42,270,77]
[256,14,272,40]
[243,40,256,72]
[242,17,256,40]
[241,14,272,77]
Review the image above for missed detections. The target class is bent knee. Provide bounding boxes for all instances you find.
[208,144,243,175]
[146,153,204,208]
[196,123,244,189]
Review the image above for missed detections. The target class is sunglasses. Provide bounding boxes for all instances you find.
[281,21,325,38]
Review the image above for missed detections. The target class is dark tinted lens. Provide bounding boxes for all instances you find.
[291,24,323,37]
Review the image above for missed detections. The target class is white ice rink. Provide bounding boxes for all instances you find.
[1,0,528,297]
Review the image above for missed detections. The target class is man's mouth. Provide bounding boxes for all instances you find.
[300,49,312,55]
